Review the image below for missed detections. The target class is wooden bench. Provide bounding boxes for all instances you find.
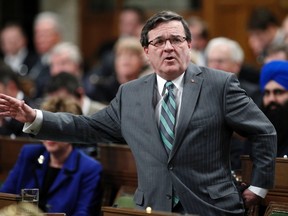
[0,136,41,182]
[97,143,137,206]
[241,155,288,212]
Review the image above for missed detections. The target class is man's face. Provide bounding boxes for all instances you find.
[248,28,274,56]
[119,10,141,37]
[0,27,26,55]
[34,20,60,54]
[207,45,240,74]
[263,80,288,109]
[189,24,206,51]
[50,52,80,77]
[144,20,192,81]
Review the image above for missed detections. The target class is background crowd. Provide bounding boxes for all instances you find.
[0,4,287,216]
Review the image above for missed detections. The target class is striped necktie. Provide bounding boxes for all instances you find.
[159,81,180,207]
[159,81,177,152]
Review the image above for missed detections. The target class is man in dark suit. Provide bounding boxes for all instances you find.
[0,11,277,215]
[0,23,38,76]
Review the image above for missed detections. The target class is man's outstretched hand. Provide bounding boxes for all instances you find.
[0,93,36,123]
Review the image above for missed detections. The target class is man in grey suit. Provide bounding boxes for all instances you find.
[0,11,277,215]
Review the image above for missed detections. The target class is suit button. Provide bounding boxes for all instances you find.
[168,165,174,170]
[166,194,172,200]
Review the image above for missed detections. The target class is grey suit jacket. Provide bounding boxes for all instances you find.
[36,63,277,215]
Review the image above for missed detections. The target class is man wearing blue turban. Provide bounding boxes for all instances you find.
[260,60,288,157]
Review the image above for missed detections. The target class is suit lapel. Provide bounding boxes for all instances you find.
[170,64,203,160]
[34,151,50,188]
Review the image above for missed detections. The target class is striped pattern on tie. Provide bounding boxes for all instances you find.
[159,81,177,151]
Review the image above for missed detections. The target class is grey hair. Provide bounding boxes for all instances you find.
[34,11,62,34]
[49,42,82,65]
[205,37,244,63]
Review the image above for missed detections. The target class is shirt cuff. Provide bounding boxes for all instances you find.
[23,109,43,135]
[248,185,268,198]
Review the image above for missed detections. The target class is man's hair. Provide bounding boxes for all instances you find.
[247,7,279,31]
[205,37,244,63]
[46,72,82,99]
[34,11,62,34]
[49,42,82,65]
[140,10,191,47]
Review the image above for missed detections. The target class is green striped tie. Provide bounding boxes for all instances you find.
[160,81,179,207]
[159,81,177,152]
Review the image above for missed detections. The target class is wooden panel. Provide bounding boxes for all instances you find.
[241,155,288,206]
[0,136,41,182]
[98,143,137,206]
[0,192,21,209]
[101,206,197,216]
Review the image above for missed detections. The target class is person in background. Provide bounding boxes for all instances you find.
[29,11,62,99]
[205,37,263,171]
[206,37,262,107]
[264,44,288,63]
[86,36,148,103]
[260,60,288,157]
[87,6,146,102]
[247,7,285,65]
[0,64,36,137]
[0,10,277,215]
[49,41,84,81]
[0,23,37,76]
[281,15,288,44]
[0,96,103,216]
[45,72,106,116]
[187,16,209,66]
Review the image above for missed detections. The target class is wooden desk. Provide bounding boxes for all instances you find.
[98,143,137,206]
[241,155,288,205]
[0,192,21,209]
[101,206,198,216]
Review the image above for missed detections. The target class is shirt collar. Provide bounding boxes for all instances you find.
[156,72,185,96]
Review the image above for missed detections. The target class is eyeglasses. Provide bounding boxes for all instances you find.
[148,36,187,48]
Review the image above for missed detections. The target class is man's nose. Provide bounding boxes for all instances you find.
[163,39,174,49]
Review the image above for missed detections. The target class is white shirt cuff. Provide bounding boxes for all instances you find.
[248,185,268,198]
[23,109,43,135]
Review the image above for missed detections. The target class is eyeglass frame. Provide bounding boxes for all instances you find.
[148,35,187,48]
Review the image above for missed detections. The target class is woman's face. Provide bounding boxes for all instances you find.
[43,140,71,154]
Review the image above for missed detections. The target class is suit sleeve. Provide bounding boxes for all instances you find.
[224,74,277,189]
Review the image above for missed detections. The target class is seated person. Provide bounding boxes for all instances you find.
[0,63,37,137]
[0,96,103,216]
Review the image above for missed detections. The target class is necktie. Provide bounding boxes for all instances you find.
[159,81,180,207]
[159,81,177,152]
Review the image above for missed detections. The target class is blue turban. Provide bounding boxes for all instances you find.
[260,60,288,93]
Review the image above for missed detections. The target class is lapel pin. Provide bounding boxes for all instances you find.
[191,79,195,83]
[38,155,45,164]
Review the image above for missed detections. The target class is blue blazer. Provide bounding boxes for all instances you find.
[0,144,102,216]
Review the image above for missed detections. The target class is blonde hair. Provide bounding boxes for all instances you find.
[114,36,143,55]
[41,96,82,115]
